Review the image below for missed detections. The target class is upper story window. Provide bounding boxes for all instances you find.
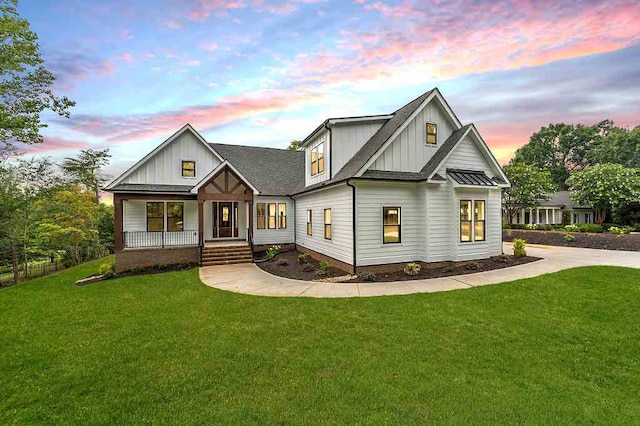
[182,160,196,177]
[426,123,437,145]
[311,142,325,176]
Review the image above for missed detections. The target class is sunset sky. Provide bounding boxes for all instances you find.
[20,0,640,178]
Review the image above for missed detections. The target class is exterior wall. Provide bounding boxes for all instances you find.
[436,134,495,177]
[354,181,425,266]
[331,121,385,178]
[115,247,199,272]
[452,187,503,261]
[293,184,354,266]
[252,196,295,245]
[123,200,198,232]
[122,130,221,185]
[304,128,331,187]
[370,100,456,173]
[425,182,453,262]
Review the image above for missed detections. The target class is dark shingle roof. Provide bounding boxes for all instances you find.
[447,169,495,186]
[539,191,591,209]
[110,183,194,193]
[360,170,426,181]
[210,143,305,196]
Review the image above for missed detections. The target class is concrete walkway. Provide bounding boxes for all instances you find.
[199,244,640,298]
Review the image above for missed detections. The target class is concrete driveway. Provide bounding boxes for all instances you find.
[199,243,640,298]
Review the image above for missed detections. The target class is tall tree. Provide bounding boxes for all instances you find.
[60,149,111,203]
[287,140,302,151]
[0,0,74,155]
[588,125,640,168]
[567,164,640,224]
[512,121,612,188]
[502,162,556,224]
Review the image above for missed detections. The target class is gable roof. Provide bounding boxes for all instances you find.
[105,124,223,190]
[210,143,305,196]
[419,124,472,177]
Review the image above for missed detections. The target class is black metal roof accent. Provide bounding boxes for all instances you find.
[447,169,496,186]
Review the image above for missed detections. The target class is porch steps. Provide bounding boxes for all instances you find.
[201,244,253,267]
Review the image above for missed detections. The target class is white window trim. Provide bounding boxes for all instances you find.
[310,141,326,177]
[181,159,197,179]
[381,206,402,245]
[459,198,487,244]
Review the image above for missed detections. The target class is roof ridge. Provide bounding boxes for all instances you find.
[210,142,302,153]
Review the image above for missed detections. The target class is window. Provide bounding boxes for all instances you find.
[474,200,485,241]
[278,203,287,229]
[426,123,437,144]
[311,142,325,176]
[268,203,277,229]
[460,200,472,242]
[585,213,591,223]
[306,210,312,235]
[182,160,196,177]
[167,202,184,232]
[324,208,331,239]
[383,207,401,244]
[257,203,266,229]
[460,199,486,242]
[147,202,164,232]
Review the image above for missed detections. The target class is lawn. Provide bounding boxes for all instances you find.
[1,260,639,425]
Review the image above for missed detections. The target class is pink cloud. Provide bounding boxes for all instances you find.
[187,0,247,21]
[23,136,92,155]
[165,20,182,29]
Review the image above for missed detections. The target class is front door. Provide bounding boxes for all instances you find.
[218,202,233,238]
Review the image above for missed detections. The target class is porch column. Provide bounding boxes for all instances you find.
[114,195,123,251]
[198,200,204,246]
[546,208,550,224]
[529,208,533,224]
[248,200,253,243]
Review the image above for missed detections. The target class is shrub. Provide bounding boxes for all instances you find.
[265,245,281,260]
[99,262,115,279]
[154,263,169,270]
[564,224,579,232]
[563,234,576,243]
[465,261,481,271]
[178,261,191,269]
[297,253,308,264]
[539,224,553,231]
[524,223,538,230]
[130,266,144,274]
[608,226,631,235]
[359,271,377,282]
[502,223,511,230]
[512,238,527,258]
[578,223,604,233]
[441,265,456,273]
[302,264,315,272]
[276,258,289,267]
[403,262,421,276]
[315,261,331,276]
[633,223,640,232]
[494,254,512,263]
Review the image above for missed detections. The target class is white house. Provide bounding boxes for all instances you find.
[508,191,595,225]
[106,88,510,273]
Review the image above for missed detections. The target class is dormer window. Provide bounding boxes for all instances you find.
[311,142,325,176]
[182,160,196,177]
[426,123,437,144]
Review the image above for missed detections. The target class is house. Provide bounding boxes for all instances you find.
[508,191,595,225]
[105,88,510,273]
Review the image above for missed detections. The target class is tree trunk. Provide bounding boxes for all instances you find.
[595,207,606,225]
[10,239,19,284]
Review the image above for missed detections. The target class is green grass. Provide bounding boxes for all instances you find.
[1,260,639,425]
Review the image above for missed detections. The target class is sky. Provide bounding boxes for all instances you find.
[19,0,640,180]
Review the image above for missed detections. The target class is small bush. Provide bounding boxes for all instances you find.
[359,271,377,282]
[564,224,579,232]
[441,265,456,273]
[178,261,191,269]
[513,238,527,258]
[494,254,512,263]
[578,223,603,233]
[539,224,553,231]
[403,262,421,276]
[130,266,145,274]
[502,223,511,230]
[465,261,481,271]
[265,245,281,260]
[99,262,115,278]
[608,226,630,235]
[302,264,315,272]
[633,223,640,232]
[154,263,169,270]
[276,258,289,267]
[316,261,331,276]
[525,223,538,230]
[297,253,308,264]
[563,234,576,243]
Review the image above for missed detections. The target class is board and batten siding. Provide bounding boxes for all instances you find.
[331,121,385,178]
[294,184,353,265]
[370,100,456,173]
[252,196,295,245]
[355,181,426,266]
[122,130,221,185]
[122,200,198,231]
[304,129,331,187]
[436,134,496,177]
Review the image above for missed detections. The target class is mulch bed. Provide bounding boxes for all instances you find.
[257,250,540,283]
[256,250,349,280]
[504,230,640,252]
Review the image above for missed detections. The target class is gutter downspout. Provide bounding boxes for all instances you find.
[323,122,333,179]
[288,195,296,249]
[346,180,357,274]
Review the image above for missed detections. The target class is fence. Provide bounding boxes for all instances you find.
[122,230,199,248]
[0,258,64,287]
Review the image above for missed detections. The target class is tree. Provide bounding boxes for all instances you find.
[0,0,75,154]
[567,164,640,225]
[287,140,302,151]
[512,121,612,188]
[61,149,111,203]
[502,162,556,224]
[96,203,114,253]
[0,164,23,283]
[588,125,640,168]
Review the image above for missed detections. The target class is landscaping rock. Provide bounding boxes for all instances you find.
[75,275,105,286]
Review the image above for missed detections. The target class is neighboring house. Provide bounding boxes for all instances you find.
[508,191,595,225]
[105,88,510,273]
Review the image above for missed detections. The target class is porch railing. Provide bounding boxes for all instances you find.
[123,230,199,248]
